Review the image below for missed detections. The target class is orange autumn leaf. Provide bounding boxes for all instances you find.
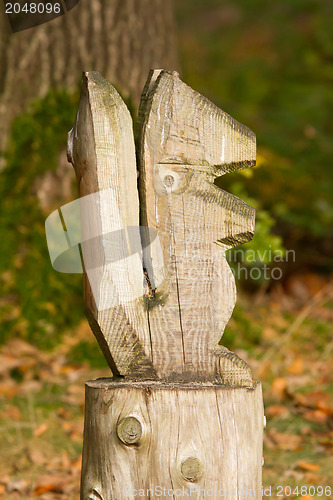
[268,429,303,451]
[297,461,320,472]
[0,381,19,398]
[33,475,66,496]
[304,409,328,424]
[34,423,49,437]
[316,400,333,415]
[34,484,58,496]
[301,496,314,500]
[306,474,322,484]
[271,377,287,399]
[287,357,304,375]
[71,454,82,470]
[266,404,289,418]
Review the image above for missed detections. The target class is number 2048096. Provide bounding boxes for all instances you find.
[275,485,332,497]
[5,2,61,14]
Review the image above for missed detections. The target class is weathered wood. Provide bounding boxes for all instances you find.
[68,71,156,379]
[67,70,264,500]
[136,70,256,383]
[81,379,264,500]
[68,70,256,384]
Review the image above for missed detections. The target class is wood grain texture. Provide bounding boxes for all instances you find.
[81,379,264,500]
[68,71,156,379]
[136,70,256,383]
[69,70,256,384]
[71,72,264,500]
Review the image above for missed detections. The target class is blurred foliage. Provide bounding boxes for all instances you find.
[67,340,109,369]
[225,179,285,285]
[2,0,333,350]
[0,90,83,348]
[176,0,333,272]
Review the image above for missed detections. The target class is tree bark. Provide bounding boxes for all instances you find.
[0,0,178,154]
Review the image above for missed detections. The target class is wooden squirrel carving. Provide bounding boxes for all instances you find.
[68,70,256,385]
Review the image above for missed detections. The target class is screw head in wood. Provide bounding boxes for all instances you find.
[163,174,175,187]
[180,457,203,483]
[117,416,142,445]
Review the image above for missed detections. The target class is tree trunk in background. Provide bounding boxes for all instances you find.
[0,0,178,154]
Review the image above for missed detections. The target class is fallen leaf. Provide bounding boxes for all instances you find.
[28,447,46,465]
[0,404,22,420]
[268,429,303,450]
[61,385,85,407]
[34,484,58,496]
[61,450,71,469]
[33,475,67,496]
[61,420,84,441]
[71,454,82,471]
[2,338,39,357]
[18,380,43,395]
[287,357,304,375]
[0,381,19,398]
[295,390,331,408]
[34,423,49,437]
[318,437,333,451]
[257,360,272,380]
[266,405,289,418]
[304,409,328,424]
[57,407,73,420]
[306,474,322,484]
[301,496,314,500]
[316,400,333,415]
[272,377,287,399]
[263,327,277,340]
[0,355,21,374]
[297,460,320,472]
[7,479,30,493]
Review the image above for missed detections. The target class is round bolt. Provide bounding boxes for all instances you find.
[117,416,142,445]
[164,175,175,187]
[180,457,203,483]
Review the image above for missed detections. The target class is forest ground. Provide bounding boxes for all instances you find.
[0,275,332,500]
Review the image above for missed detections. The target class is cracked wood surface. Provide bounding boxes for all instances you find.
[68,70,256,384]
[81,379,264,500]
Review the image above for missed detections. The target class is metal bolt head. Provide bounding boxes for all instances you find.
[180,457,203,483]
[117,416,142,445]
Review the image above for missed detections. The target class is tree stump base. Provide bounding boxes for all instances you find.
[81,379,264,500]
